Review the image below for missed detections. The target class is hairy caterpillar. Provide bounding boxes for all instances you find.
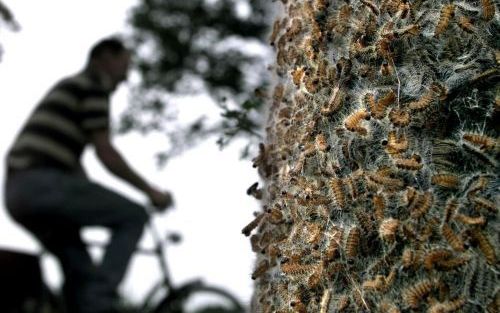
[269,19,281,45]
[301,142,316,158]
[276,48,286,68]
[379,218,400,242]
[421,217,440,242]
[272,84,285,104]
[454,213,486,225]
[368,169,405,190]
[291,67,305,87]
[443,197,459,223]
[360,0,380,15]
[267,244,281,263]
[285,46,301,66]
[402,248,422,269]
[424,248,452,270]
[355,209,375,234]
[441,224,465,252]
[438,255,470,270]
[428,298,466,313]
[410,191,433,219]
[281,262,316,276]
[337,294,350,311]
[408,87,437,111]
[376,37,392,59]
[351,288,370,311]
[467,175,489,195]
[325,226,344,261]
[472,196,498,213]
[317,59,329,80]
[458,16,475,33]
[381,0,400,15]
[384,268,397,289]
[290,298,307,313]
[242,213,265,236]
[306,222,323,247]
[247,182,263,200]
[250,234,260,252]
[307,263,324,288]
[286,18,303,41]
[470,229,497,264]
[389,108,411,127]
[304,74,320,93]
[486,290,499,312]
[397,24,421,37]
[320,289,331,313]
[372,194,386,221]
[365,93,377,115]
[402,221,419,241]
[336,57,353,78]
[395,154,423,170]
[315,133,330,152]
[434,4,455,37]
[378,300,400,313]
[350,39,376,59]
[380,61,394,76]
[373,90,396,119]
[330,178,347,209]
[322,85,344,115]
[259,231,273,253]
[302,36,318,62]
[397,2,410,18]
[481,0,496,20]
[384,131,409,155]
[344,176,359,200]
[462,133,498,151]
[362,275,386,291]
[345,226,361,258]
[336,5,353,34]
[403,278,438,309]
[267,207,284,225]
[432,173,460,189]
[405,186,417,206]
[252,260,270,280]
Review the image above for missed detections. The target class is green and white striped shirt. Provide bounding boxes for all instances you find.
[7,69,112,172]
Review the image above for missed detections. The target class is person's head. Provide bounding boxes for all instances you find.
[87,37,131,88]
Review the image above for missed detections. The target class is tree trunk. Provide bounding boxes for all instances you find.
[245,0,499,312]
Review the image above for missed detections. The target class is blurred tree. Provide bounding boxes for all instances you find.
[0,1,20,61]
[121,0,274,165]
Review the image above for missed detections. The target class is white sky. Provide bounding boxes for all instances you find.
[0,0,262,307]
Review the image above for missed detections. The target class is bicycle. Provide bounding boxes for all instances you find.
[0,208,246,313]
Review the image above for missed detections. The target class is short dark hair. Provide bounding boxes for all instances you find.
[89,37,127,60]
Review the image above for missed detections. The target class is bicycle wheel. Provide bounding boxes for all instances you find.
[153,281,245,313]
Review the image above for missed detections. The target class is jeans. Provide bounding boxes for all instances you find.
[4,168,148,313]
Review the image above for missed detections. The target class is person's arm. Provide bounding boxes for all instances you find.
[90,129,173,209]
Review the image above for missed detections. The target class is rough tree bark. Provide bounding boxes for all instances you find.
[244,0,498,312]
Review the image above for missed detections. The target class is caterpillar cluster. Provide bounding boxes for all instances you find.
[245,0,499,312]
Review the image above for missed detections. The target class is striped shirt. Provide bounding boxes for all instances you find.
[7,69,112,172]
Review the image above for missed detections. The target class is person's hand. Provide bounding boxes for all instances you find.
[147,188,174,212]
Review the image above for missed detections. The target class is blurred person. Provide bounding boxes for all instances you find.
[3,37,173,313]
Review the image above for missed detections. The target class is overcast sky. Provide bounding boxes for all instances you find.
[0,0,262,306]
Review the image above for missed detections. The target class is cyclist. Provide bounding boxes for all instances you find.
[3,36,173,313]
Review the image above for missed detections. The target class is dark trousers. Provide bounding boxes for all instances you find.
[4,168,148,313]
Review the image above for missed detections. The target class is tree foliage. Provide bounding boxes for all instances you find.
[121,0,274,163]
[0,1,20,60]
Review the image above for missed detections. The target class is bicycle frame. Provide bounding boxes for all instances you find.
[83,210,176,310]
[139,211,242,313]
[139,214,176,310]
[37,209,245,312]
